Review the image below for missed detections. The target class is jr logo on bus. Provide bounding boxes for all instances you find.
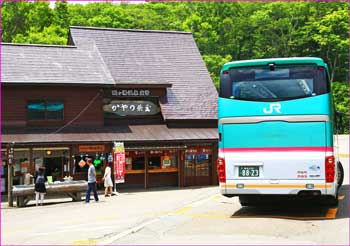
[263,103,281,114]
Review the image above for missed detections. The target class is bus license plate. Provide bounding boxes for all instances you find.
[238,166,259,177]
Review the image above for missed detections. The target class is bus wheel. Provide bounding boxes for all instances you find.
[337,161,344,187]
[324,195,338,207]
[239,196,261,207]
[239,196,251,206]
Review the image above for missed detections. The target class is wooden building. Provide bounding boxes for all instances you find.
[1,26,218,191]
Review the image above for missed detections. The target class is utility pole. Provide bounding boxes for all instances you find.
[7,142,14,207]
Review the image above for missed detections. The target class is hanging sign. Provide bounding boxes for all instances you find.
[79,145,105,153]
[113,142,125,184]
[112,89,151,97]
[103,100,160,117]
[7,145,14,165]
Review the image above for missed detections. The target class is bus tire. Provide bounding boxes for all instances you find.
[325,195,338,207]
[239,196,251,206]
[337,161,344,187]
[239,196,262,206]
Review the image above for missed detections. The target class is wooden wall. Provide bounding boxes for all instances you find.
[2,85,103,127]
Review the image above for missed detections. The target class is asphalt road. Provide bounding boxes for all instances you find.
[2,135,349,245]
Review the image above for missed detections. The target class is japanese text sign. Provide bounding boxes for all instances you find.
[113,142,125,184]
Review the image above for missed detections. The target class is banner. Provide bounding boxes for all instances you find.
[113,142,125,184]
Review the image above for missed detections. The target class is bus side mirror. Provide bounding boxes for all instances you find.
[219,72,232,98]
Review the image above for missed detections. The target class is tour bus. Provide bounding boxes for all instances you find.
[217,57,344,206]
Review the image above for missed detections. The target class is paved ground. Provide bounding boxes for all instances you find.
[1,135,349,245]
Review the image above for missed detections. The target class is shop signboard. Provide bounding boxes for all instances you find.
[79,145,105,153]
[113,142,125,184]
[7,145,14,165]
[106,88,167,98]
[112,89,151,97]
[103,100,160,117]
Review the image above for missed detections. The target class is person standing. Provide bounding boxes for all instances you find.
[85,158,99,203]
[34,167,47,206]
[102,162,113,197]
[24,172,33,185]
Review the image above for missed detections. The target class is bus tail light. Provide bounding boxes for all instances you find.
[325,156,335,183]
[217,158,226,183]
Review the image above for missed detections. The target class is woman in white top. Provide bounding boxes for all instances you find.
[103,162,113,197]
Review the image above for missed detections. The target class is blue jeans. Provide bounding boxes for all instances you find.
[85,182,99,202]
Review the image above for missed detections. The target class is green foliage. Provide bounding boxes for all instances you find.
[53,1,69,29]
[203,55,232,89]
[2,1,53,42]
[2,1,349,131]
[306,6,349,82]
[12,25,67,45]
[332,82,350,134]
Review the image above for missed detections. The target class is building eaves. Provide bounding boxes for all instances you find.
[70,25,192,35]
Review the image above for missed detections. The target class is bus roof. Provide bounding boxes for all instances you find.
[222,57,326,71]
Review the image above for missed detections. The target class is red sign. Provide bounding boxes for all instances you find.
[114,142,125,183]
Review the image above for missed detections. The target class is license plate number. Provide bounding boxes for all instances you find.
[238,166,259,177]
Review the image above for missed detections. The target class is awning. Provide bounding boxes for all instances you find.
[2,125,218,144]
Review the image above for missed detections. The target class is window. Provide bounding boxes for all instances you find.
[28,100,64,120]
[148,150,178,170]
[124,150,178,171]
[221,65,329,101]
[13,149,30,185]
[73,155,104,175]
[125,151,146,170]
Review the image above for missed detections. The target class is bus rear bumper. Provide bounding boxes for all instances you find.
[219,180,337,197]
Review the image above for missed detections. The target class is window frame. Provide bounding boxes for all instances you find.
[220,64,330,102]
[27,100,65,122]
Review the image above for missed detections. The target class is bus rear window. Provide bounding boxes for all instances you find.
[220,65,329,101]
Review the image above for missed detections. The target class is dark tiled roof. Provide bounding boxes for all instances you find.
[1,42,114,85]
[69,26,218,120]
[2,125,218,144]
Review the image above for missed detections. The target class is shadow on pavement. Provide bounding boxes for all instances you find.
[117,185,215,194]
[336,184,349,219]
[232,184,349,220]
[1,186,216,208]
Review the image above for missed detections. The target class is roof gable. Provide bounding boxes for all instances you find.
[1,42,114,85]
[69,26,218,120]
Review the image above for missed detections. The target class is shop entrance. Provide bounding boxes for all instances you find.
[184,146,212,186]
[33,148,69,182]
[44,157,63,182]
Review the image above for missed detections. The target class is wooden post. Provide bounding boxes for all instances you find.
[68,145,72,177]
[7,143,14,207]
[29,147,33,176]
[144,151,149,189]
[179,150,185,187]
[177,150,181,187]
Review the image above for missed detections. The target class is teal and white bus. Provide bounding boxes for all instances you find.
[217,57,344,206]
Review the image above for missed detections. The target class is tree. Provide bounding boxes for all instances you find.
[54,0,69,29]
[332,82,350,133]
[203,54,232,89]
[307,7,349,82]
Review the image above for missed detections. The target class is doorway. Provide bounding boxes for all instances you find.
[44,157,63,182]
[184,147,212,186]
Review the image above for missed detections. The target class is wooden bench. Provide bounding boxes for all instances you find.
[13,180,88,207]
